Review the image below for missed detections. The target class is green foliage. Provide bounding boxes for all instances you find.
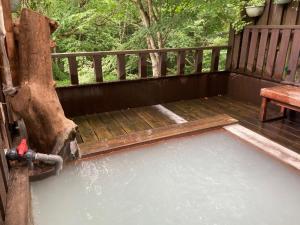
[19,0,246,85]
[246,0,266,6]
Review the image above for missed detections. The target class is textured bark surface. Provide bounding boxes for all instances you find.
[9,9,77,155]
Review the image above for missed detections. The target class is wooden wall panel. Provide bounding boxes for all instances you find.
[268,4,284,25]
[273,29,291,80]
[256,29,269,75]
[232,34,242,70]
[265,29,280,78]
[282,1,299,25]
[285,30,300,83]
[246,29,259,73]
[256,1,300,26]
[230,1,300,85]
[57,72,229,117]
[257,0,272,25]
[238,29,251,71]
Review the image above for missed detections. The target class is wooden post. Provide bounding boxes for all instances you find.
[68,56,79,85]
[177,51,185,75]
[138,53,147,78]
[226,27,235,71]
[117,54,126,80]
[211,48,220,72]
[93,55,103,82]
[158,52,167,76]
[194,50,203,74]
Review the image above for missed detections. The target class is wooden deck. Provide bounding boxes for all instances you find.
[73,96,300,156]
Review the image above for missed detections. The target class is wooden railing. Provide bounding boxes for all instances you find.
[230,25,300,85]
[52,46,230,86]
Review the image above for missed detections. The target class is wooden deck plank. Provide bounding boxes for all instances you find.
[79,114,238,158]
[200,97,300,152]
[218,97,300,136]
[121,109,152,131]
[163,102,199,121]
[72,117,98,143]
[171,100,208,119]
[211,97,299,135]
[97,112,127,137]
[74,96,300,154]
[133,106,173,128]
[186,99,219,117]
[222,96,300,133]
[110,111,147,133]
[85,114,114,141]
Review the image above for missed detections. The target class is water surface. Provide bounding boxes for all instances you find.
[31,130,300,225]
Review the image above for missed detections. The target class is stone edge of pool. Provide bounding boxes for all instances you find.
[225,124,300,171]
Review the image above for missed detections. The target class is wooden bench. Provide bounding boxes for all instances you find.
[260,85,300,122]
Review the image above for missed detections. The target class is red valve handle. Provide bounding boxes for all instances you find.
[17,139,28,157]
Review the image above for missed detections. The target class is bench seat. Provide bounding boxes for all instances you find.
[260,85,300,122]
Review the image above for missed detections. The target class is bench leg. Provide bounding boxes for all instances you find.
[280,107,287,118]
[260,97,268,122]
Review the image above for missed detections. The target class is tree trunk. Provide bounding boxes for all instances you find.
[9,9,77,155]
[134,0,161,77]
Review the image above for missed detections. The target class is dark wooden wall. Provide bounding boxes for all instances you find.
[57,72,229,117]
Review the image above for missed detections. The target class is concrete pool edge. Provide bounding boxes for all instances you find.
[224,124,300,171]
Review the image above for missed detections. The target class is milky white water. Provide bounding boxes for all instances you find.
[31,130,300,225]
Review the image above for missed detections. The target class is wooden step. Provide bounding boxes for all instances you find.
[79,114,238,158]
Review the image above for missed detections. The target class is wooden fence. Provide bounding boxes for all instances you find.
[255,0,300,26]
[0,104,10,224]
[230,25,300,85]
[52,46,230,85]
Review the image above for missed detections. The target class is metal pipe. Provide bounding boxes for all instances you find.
[35,153,63,175]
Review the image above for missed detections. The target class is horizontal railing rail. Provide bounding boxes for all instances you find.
[51,46,230,86]
[230,26,300,86]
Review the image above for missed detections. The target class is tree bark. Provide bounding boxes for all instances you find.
[134,0,161,77]
[9,9,77,155]
[0,0,19,86]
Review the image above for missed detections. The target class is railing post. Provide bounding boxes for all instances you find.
[177,51,185,75]
[68,56,79,85]
[194,50,203,74]
[159,52,167,76]
[117,54,126,80]
[138,53,147,78]
[93,55,103,82]
[211,48,220,72]
[226,27,235,71]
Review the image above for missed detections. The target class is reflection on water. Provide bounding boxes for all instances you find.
[31,130,300,225]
